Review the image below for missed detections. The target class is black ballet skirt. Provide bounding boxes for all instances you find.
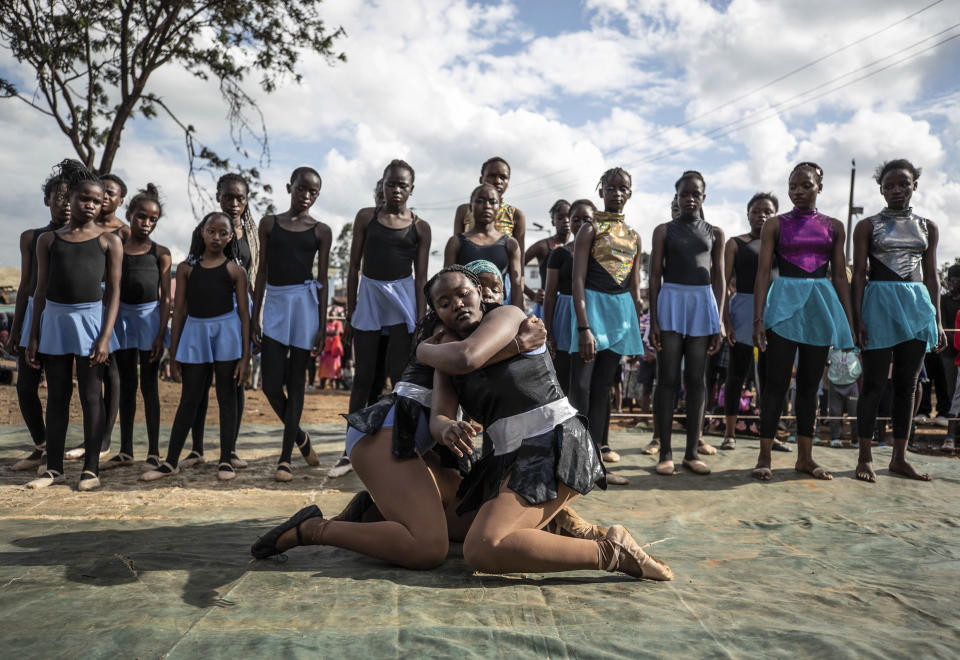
[342,357,473,475]
[452,350,607,515]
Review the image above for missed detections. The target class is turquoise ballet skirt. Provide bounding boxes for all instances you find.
[763,277,854,348]
[568,289,645,355]
[861,281,938,351]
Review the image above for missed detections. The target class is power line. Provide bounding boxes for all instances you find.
[414,1,951,210]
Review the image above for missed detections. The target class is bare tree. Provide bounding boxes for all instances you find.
[0,0,346,214]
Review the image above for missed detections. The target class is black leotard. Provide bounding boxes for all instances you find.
[120,243,160,304]
[663,216,714,286]
[266,221,317,286]
[456,233,509,274]
[547,246,574,296]
[361,211,419,281]
[187,261,234,318]
[732,236,760,294]
[452,350,565,428]
[46,234,105,304]
[27,222,58,295]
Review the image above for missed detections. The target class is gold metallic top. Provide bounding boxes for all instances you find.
[591,213,638,285]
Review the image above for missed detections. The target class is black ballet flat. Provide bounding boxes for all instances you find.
[251,505,324,559]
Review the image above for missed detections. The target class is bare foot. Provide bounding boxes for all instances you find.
[655,460,675,475]
[795,459,833,480]
[888,457,931,481]
[856,461,876,482]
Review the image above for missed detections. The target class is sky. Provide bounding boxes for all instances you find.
[2,0,959,281]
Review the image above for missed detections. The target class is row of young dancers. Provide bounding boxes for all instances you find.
[9,156,939,498]
[249,156,940,583]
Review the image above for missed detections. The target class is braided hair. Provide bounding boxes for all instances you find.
[41,171,65,201]
[596,167,632,194]
[674,169,706,192]
[790,161,824,184]
[127,183,163,218]
[54,158,101,193]
[216,173,259,280]
[548,199,570,216]
[424,264,482,311]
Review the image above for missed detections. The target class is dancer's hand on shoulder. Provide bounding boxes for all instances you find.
[517,316,546,352]
[439,420,477,458]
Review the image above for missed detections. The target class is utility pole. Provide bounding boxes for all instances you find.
[846,159,863,265]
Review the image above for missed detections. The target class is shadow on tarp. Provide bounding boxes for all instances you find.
[3,519,633,609]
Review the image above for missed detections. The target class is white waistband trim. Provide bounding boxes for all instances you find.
[487,397,578,456]
[393,381,432,408]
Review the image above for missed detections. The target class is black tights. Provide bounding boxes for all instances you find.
[16,351,45,447]
[569,349,620,451]
[307,356,316,387]
[100,356,119,451]
[552,351,572,396]
[655,332,710,462]
[858,339,925,441]
[166,361,239,467]
[724,342,766,416]
[261,336,309,464]
[349,325,411,414]
[41,354,105,475]
[759,331,828,438]
[114,349,160,457]
[188,367,244,457]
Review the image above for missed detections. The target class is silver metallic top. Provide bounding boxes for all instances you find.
[868,208,929,280]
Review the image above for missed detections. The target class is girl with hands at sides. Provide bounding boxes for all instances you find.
[752,162,855,482]
[720,193,791,453]
[419,266,672,580]
[647,171,725,476]
[445,184,524,308]
[141,213,250,483]
[454,156,527,256]
[8,170,69,473]
[100,184,172,472]
[25,159,122,491]
[250,167,331,482]
[852,159,943,482]
[570,169,647,483]
[543,200,589,393]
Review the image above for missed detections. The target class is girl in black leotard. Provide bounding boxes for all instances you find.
[142,212,250,483]
[25,159,123,492]
[251,167,332,482]
[444,184,523,307]
[69,173,129,463]
[343,161,431,474]
[100,184,172,471]
[183,173,260,471]
[720,193,782,451]
[543,200,590,393]
[7,172,69,473]
[648,171,725,476]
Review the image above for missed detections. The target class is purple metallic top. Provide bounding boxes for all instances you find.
[777,208,835,273]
